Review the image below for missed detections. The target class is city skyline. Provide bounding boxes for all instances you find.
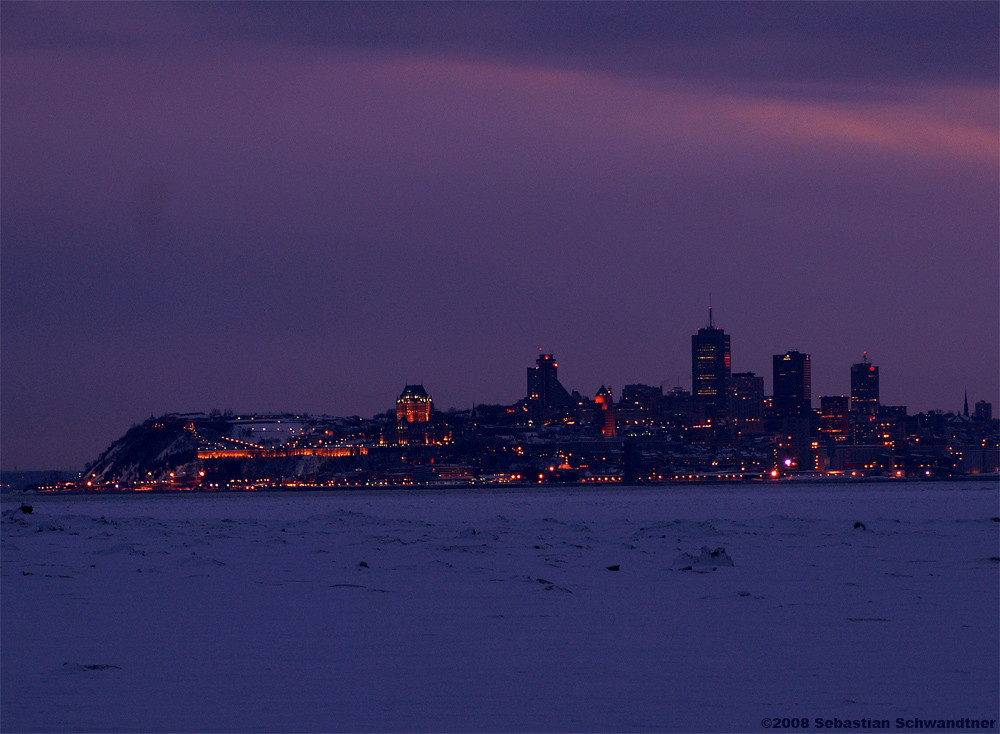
[4,331,996,474]
[2,2,997,470]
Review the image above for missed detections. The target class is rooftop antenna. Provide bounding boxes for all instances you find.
[708,293,714,328]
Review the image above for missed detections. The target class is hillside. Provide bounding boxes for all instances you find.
[83,415,205,484]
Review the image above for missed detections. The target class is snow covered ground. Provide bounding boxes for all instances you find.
[2,482,997,733]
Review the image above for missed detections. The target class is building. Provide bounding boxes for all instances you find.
[594,385,617,437]
[395,385,453,446]
[820,396,850,440]
[730,371,765,433]
[829,444,899,475]
[527,353,574,410]
[776,416,813,471]
[975,401,993,421]
[850,353,879,416]
[662,386,706,429]
[396,384,433,423]
[773,351,811,418]
[618,384,663,427]
[691,309,731,419]
[621,384,662,412]
[949,445,1000,474]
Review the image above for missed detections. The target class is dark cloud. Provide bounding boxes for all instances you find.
[4,2,996,87]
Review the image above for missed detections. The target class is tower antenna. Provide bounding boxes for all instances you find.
[708,294,713,328]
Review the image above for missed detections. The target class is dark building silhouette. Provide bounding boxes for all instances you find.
[621,384,663,412]
[662,386,707,428]
[850,353,879,416]
[975,400,993,421]
[691,309,731,419]
[619,384,663,427]
[773,351,811,418]
[777,416,813,470]
[527,353,574,410]
[730,371,765,433]
[594,385,617,437]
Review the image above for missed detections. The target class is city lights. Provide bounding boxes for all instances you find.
[31,335,998,493]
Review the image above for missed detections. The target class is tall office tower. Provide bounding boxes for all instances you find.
[850,352,879,416]
[773,351,812,418]
[527,353,574,410]
[975,401,993,421]
[396,384,433,423]
[820,396,850,439]
[691,308,731,419]
[594,385,617,437]
[730,371,765,432]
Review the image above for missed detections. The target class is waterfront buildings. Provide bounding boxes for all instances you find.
[61,335,999,490]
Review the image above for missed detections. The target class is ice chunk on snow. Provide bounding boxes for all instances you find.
[61,662,122,672]
[672,545,734,572]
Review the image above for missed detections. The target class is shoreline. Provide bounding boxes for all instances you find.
[8,472,998,497]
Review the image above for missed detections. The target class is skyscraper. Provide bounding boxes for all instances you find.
[850,352,879,416]
[691,308,731,419]
[527,353,574,410]
[773,351,811,418]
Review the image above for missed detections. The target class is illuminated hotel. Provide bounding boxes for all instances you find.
[691,308,731,419]
[396,384,433,423]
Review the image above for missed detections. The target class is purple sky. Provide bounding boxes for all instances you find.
[2,2,997,470]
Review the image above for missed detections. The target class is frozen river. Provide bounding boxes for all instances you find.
[2,481,997,732]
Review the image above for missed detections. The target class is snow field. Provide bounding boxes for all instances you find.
[2,482,997,732]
